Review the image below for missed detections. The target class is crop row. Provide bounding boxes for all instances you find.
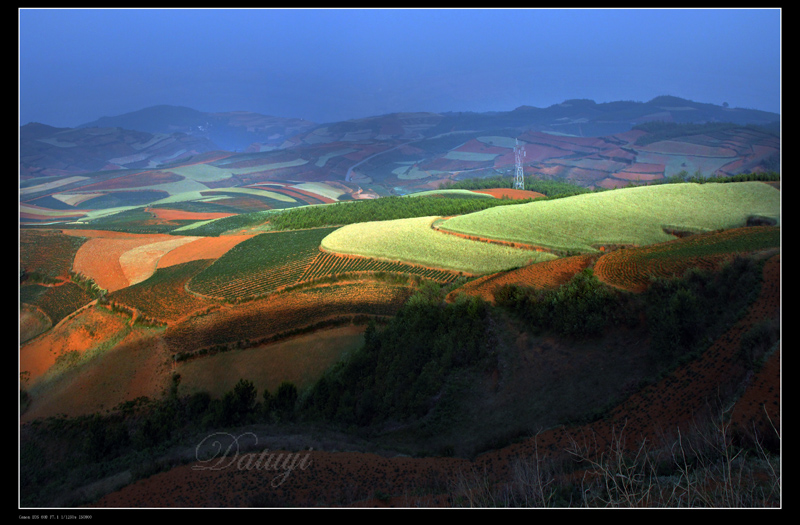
[108,260,216,323]
[593,226,780,292]
[20,229,87,280]
[187,227,337,299]
[299,251,462,283]
[19,282,94,326]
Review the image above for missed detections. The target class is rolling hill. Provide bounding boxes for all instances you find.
[18,96,781,508]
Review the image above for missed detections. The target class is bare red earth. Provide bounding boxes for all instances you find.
[472,188,547,200]
[448,254,598,303]
[145,207,236,221]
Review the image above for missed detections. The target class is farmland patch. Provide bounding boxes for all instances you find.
[70,231,195,292]
[449,253,598,303]
[188,228,337,300]
[176,325,366,399]
[593,226,780,292]
[165,281,412,356]
[109,259,217,324]
[321,216,555,275]
[439,182,780,254]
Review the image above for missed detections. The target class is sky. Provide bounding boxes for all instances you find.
[19,8,781,128]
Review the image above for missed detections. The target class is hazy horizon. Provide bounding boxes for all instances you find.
[19,8,781,128]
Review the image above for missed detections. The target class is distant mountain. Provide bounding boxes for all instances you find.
[78,105,317,151]
[19,96,780,216]
[19,122,220,179]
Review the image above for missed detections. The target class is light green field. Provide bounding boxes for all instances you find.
[396,166,435,180]
[292,182,347,200]
[167,158,309,182]
[202,187,298,203]
[438,182,780,253]
[320,216,556,275]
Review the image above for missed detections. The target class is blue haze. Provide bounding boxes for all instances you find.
[19,8,781,128]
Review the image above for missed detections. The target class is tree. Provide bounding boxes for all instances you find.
[274,381,298,421]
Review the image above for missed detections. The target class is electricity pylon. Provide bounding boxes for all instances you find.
[513,139,525,190]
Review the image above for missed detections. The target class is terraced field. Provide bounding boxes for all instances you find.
[165,281,413,356]
[188,228,337,300]
[108,259,217,323]
[320,216,556,275]
[438,182,780,253]
[593,225,780,292]
[300,250,463,284]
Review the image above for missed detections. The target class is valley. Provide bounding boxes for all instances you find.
[19,97,781,508]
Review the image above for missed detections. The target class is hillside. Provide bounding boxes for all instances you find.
[78,105,317,152]
[438,182,780,253]
[19,97,779,230]
[18,97,781,509]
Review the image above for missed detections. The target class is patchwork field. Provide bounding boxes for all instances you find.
[64,229,254,292]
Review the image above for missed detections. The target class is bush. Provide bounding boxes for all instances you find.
[738,317,780,368]
[494,269,624,338]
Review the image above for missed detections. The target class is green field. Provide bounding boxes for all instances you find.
[438,182,780,253]
[188,227,338,300]
[320,216,555,275]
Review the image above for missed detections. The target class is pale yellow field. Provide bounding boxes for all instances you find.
[321,216,555,275]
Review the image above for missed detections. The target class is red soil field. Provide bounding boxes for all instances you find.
[108,259,218,325]
[20,304,127,385]
[21,314,174,423]
[448,254,598,304]
[471,188,547,200]
[66,230,199,292]
[156,234,255,269]
[77,171,183,192]
[145,207,236,221]
[163,280,412,356]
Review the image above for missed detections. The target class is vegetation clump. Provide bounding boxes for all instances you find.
[302,284,496,427]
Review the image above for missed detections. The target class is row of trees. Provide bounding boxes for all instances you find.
[267,194,535,231]
[439,176,593,198]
